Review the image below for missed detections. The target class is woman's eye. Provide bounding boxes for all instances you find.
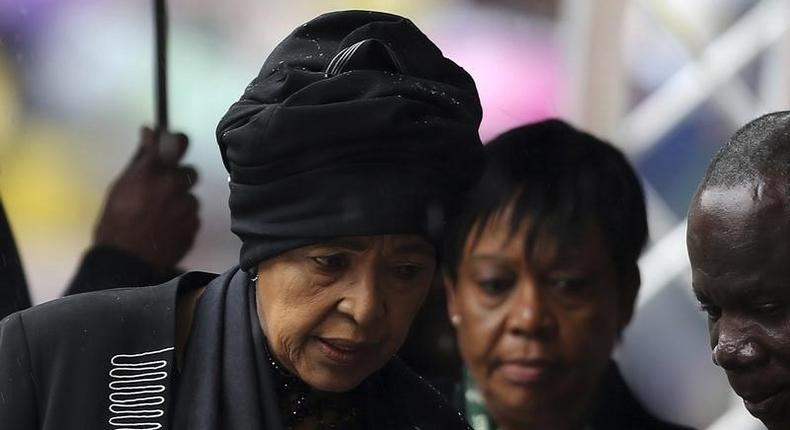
[476,278,513,296]
[698,303,721,321]
[550,277,588,294]
[310,254,349,271]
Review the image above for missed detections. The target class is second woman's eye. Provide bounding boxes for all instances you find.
[550,277,589,294]
[310,254,350,272]
[476,277,514,296]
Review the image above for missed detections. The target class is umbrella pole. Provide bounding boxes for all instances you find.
[154,0,168,132]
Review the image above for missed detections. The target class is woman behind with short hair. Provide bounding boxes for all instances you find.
[444,119,693,430]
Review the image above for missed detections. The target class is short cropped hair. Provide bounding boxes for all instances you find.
[444,119,648,288]
[701,111,790,189]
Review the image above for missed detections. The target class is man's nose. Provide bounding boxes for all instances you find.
[712,322,768,371]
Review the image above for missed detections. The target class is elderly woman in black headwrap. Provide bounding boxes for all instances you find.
[0,11,481,430]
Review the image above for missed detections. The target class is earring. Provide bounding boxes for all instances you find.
[450,315,461,326]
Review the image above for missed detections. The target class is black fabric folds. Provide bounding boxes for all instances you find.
[172,268,283,429]
[216,10,483,269]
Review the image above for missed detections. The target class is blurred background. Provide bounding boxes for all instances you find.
[0,0,788,428]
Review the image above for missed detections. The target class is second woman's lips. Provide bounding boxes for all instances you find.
[497,359,557,384]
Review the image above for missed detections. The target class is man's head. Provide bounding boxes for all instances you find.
[688,111,790,429]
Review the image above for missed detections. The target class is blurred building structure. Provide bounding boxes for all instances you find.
[0,0,787,428]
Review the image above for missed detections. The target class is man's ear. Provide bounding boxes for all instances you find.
[443,273,459,325]
[618,266,640,333]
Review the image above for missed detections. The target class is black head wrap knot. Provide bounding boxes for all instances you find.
[217,10,483,270]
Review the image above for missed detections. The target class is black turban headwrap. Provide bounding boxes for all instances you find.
[217,10,483,270]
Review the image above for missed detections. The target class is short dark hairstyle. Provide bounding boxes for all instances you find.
[444,119,648,289]
[701,110,790,189]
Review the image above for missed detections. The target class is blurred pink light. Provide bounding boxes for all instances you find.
[436,25,561,142]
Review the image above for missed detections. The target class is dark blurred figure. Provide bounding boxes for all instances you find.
[688,111,790,430]
[444,120,692,430]
[0,126,199,318]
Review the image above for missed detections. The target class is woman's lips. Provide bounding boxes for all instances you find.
[497,359,558,385]
[316,337,372,365]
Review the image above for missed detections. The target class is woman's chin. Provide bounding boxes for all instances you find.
[300,371,365,392]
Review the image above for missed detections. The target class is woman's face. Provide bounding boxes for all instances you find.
[255,234,436,392]
[446,215,633,430]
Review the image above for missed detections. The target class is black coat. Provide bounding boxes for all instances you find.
[0,270,471,429]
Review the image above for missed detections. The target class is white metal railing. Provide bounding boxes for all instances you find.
[560,1,786,428]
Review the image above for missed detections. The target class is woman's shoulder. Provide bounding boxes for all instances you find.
[16,271,215,325]
[0,270,221,429]
[2,271,219,357]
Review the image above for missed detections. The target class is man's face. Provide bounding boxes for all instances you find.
[688,179,790,429]
[254,234,436,392]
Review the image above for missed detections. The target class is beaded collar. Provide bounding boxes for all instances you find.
[258,314,360,429]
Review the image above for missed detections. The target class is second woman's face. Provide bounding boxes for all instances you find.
[255,234,436,392]
[447,216,631,429]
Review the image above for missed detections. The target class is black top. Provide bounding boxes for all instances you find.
[0,269,471,429]
[458,362,695,430]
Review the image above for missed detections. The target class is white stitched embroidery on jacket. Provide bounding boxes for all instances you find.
[108,347,174,430]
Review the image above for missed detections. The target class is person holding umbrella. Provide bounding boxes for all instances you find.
[0,0,199,317]
[0,126,199,318]
[0,10,482,429]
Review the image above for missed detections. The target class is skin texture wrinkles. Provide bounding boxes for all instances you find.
[688,177,790,429]
[446,213,633,430]
[254,234,436,392]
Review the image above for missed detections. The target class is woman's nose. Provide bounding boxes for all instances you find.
[337,268,386,326]
[507,283,557,338]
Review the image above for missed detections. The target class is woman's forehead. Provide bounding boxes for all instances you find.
[463,213,604,263]
[304,234,435,256]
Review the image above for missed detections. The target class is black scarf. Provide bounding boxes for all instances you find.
[171,268,283,429]
[171,267,471,430]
